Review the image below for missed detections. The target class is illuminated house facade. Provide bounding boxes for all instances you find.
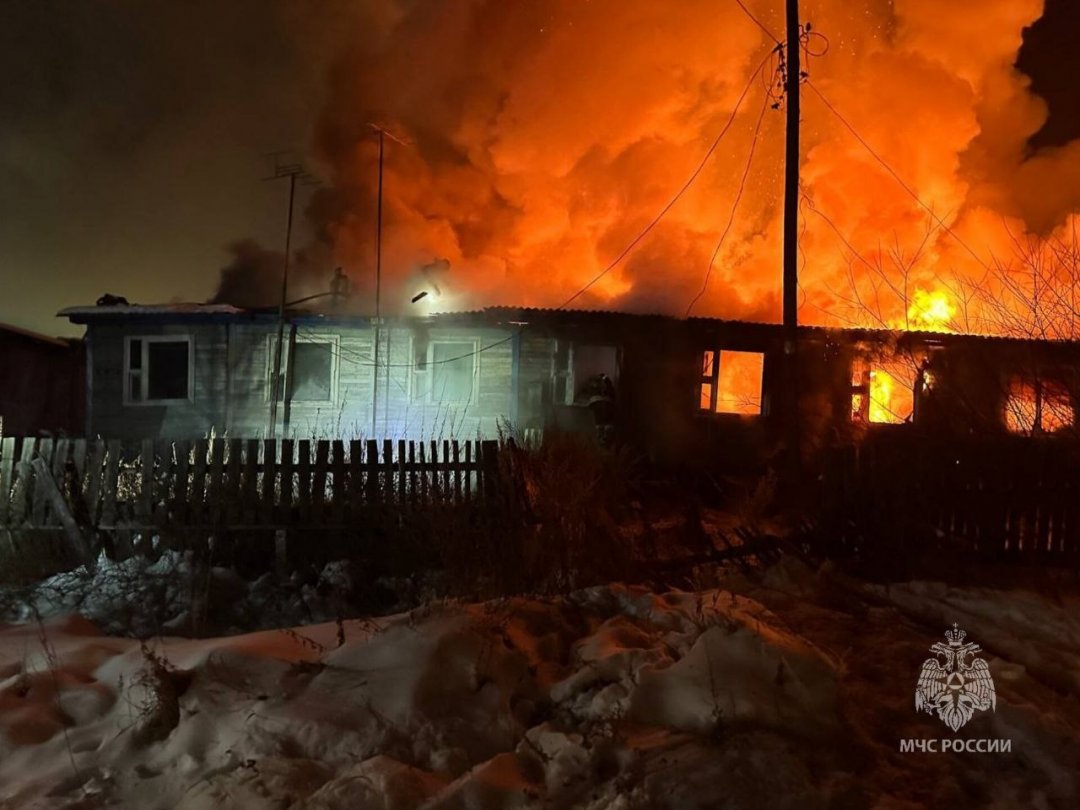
[61,303,1080,467]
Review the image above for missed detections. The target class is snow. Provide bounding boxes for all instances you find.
[1,559,1079,807]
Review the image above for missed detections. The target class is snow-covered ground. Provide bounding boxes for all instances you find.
[1,558,1079,808]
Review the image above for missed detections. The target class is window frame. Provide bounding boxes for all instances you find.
[423,338,478,405]
[123,334,196,406]
[265,333,340,404]
[697,348,766,417]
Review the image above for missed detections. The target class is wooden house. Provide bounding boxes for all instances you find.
[59,302,1080,470]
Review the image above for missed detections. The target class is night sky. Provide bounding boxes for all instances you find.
[1,0,1077,337]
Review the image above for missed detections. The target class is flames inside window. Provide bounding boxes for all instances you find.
[1004,378,1074,435]
[851,359,915,425]
[699,350,764,416]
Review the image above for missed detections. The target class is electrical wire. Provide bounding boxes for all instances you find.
[805,80,993,273]
[685,83,773,316]
[292,51,778,373]
[559,47,777,310]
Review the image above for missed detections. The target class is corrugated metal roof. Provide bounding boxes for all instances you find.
[58,303,247,318]
[55,301,1080,347]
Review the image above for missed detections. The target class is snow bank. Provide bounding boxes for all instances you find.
[0,583,837,808]
[2,565,1079,808]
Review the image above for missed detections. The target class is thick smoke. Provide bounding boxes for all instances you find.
[296,0,1080,326]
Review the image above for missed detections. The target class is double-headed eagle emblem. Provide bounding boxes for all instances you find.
[915,624,996,732]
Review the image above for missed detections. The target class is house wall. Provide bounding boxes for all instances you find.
[0,330,83,436]
[84,319,517,441]
[87,321,229,439]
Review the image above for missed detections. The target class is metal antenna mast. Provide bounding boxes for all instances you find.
[367,125,410,438]
[264,154,318,438]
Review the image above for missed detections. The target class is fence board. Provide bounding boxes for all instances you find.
[297,440,312,522]
[136,439,154,522]
[242,439,259,523]
[419,441,429,502]
[349,440,364,511]
[261,440,277,523]
[312,440,329,524]
[452,440,461,503]
[208,438,226,526]
[225,438,243,526]
[382,440,393,503]
[0,436,15,524]
[280,439,295,517]
[408,441,417,506]
[331,440,345,525]
[32,438,54,525]
[190,439,208,528]
[365,440,379,502]
[173,440,190,523]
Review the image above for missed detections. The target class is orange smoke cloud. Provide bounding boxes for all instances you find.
[308,0,1079,332]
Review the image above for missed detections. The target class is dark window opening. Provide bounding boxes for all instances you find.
[290,342,333,402]
[431,342,475,402]
[127,338,190,403]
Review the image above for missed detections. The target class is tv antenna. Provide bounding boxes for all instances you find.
[264,152,320,438]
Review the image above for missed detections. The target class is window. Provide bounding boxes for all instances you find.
[699,350,764,415]
[267,335,337,403]
[1004,377,1074,435]
[124,336,193,404]
[851,359,915,425]
[291,343,334,401]
[430,341,476,403]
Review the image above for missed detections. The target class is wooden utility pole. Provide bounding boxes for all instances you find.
[782,0,801,472]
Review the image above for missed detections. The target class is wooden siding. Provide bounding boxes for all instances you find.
[85,321,518,441]
[88,322,228,439]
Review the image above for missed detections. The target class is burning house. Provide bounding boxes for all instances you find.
[59,301,1080,470]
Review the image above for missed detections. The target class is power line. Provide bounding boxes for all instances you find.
[733,0,782,45]
[685,85,773,316]
[292,53,777,374]
[805,80,993,273]
[559,48,777,310]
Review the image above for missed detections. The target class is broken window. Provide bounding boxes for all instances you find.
[851,359,915,425]
[267,336,337,403]
[1004,377,1074,435]
[698,350,764,415]
[430,341,475,403]
[290,342,334,401]
[125,336,192,403]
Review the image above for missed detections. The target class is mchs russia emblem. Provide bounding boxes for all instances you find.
[915,624,997,732]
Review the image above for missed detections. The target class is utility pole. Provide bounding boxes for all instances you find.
[265,156,316,439]
[782,0,802,474]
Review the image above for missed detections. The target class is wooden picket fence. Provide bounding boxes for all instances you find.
[821,433,1080,563]
[0,436,501,568]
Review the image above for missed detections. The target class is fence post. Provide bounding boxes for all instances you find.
[480,440,499,503]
